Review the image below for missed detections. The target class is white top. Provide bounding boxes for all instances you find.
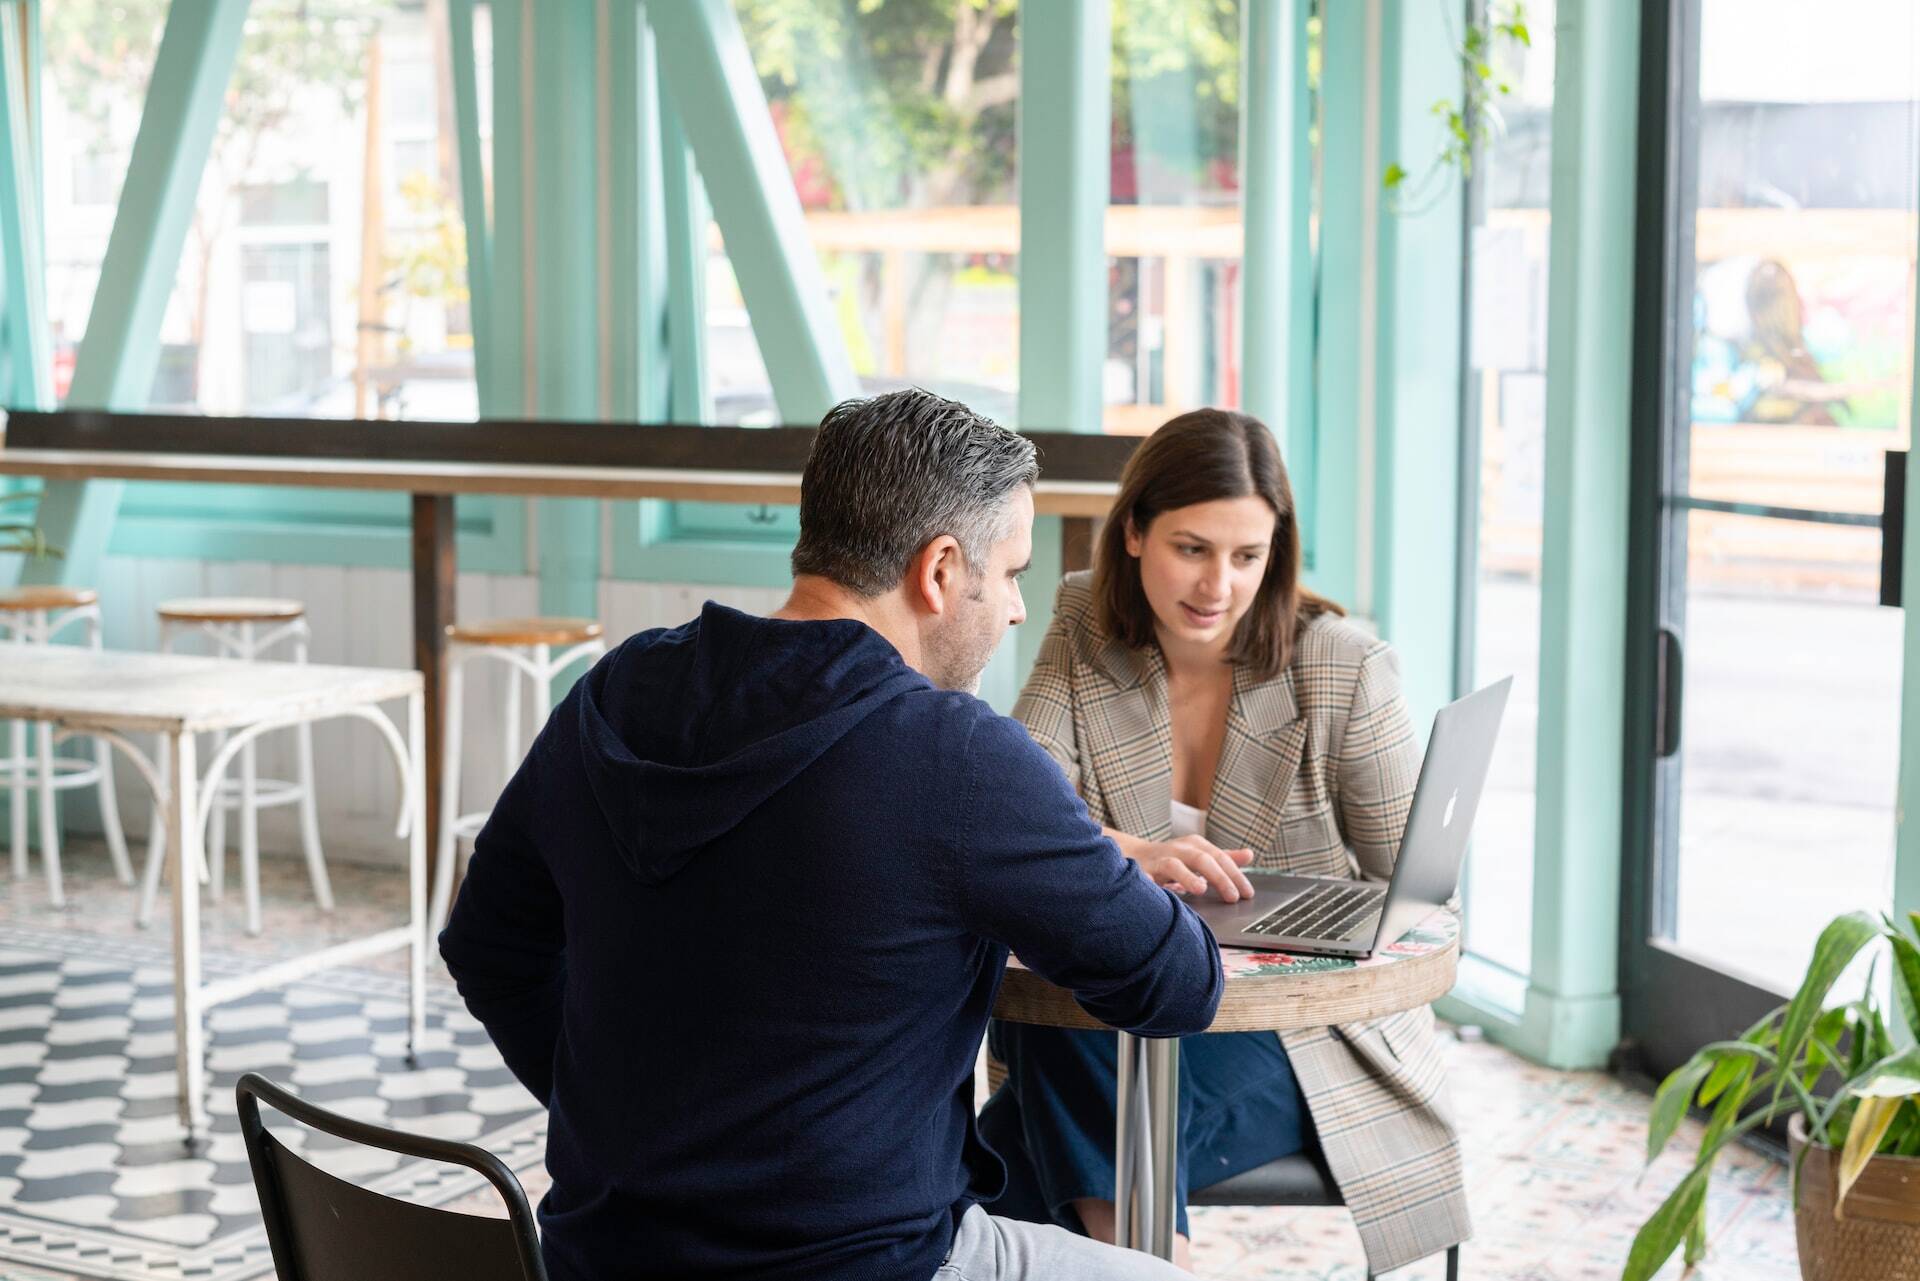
[1169,799,1208,839]
[0,646,420,734]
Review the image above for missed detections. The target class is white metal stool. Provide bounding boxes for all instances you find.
[137,597,331,935]
[0,585,135,907]
[429,616,606,933]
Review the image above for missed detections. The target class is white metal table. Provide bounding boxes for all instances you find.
[0,646,426,1142]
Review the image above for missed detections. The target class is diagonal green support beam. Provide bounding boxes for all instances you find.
[644,0,855,425]
[1016,0,1109,434]
[23,0,251,589]
[446,0,494,415]
[0,0,50,412]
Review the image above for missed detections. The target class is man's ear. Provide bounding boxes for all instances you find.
[909,535,965,616]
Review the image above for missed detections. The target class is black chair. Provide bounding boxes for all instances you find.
[236,1072,548,1281]
[1190,1150,1462,1280]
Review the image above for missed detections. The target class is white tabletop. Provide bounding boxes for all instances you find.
[0,646,421,734]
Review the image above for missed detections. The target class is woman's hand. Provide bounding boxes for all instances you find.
[1127,834,1258,902]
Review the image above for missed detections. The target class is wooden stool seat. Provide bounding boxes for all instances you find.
[157,596,306,624]
[0,586,98,612]
[447,616,604,647]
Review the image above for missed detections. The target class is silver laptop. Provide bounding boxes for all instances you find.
[1192,676,1511,957]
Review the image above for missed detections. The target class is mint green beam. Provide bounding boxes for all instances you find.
[446,0,494,415]
[660,87,711,424]
[0,4,49,411]
[1522,0,1641,1070]
[1371,0,1465,727]
[24,0,250,589]
[609,0,670,424]
[531,2,600,620]
[646,0,854,425]
[1309,0,1366,597]
[1239,0,1311,470]
[1016,0,1109,435]
[489,0,528,418]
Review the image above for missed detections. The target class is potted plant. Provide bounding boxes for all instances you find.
[1625,910,1920,1280]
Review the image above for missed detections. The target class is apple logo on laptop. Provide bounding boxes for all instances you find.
[1442,789,1459,828]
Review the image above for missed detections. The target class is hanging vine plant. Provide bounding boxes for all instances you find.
[1383,1,1532,214]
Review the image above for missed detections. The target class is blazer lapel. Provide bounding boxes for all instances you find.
[1207,663,1308,853]
[1089,635,1175,841]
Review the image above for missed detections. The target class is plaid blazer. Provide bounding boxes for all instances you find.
[1011,573,1470,1273]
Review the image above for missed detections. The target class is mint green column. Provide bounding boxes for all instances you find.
[1016,0,1109,435]
[646,0,854,425]
[0,3,49,411]
[1518,0,1641,1069]
[660,87,711,424]
[609,2,670,425]
[1309,0,1366,602]
[446,0,494,414]
[1371,0,1465,727]
[23,0,250,589]
[1239,0,1312,476]
[530,2,600,620]
[488,0,528,420]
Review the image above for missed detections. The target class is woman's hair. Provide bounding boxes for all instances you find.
[1092,408,1343,681]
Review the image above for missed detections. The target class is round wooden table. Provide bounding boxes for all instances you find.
[991,909,1460,1260]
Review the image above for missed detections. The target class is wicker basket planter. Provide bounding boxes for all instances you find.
[1790,1114,1920,1281]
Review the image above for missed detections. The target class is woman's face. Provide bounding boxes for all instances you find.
[1125,496,1277,655]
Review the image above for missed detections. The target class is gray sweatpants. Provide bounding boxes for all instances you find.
[934,1205,1188,1280]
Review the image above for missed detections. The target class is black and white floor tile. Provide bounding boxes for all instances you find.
[0,922,543,1281]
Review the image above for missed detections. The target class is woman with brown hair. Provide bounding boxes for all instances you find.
[976,409,1469,1275]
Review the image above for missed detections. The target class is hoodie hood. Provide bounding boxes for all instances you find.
[574,602,929,884]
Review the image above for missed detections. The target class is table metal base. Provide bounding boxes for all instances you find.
[1113,1031,1182,1260]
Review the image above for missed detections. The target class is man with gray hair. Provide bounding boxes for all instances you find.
[441,389,1222,1281]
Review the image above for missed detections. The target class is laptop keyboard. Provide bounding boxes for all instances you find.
[1242,882,1386,943]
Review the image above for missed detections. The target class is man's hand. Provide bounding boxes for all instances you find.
[1131,835,1256,902]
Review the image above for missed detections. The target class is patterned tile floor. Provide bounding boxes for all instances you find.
[3,842,1802,1280]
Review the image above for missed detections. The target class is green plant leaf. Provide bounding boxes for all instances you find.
[1774,911,1881,1108]
[1622,1164,1710,1281]
[1852,1046,1920,1099]
[1382,162,1407,189]
[1888,931,1920,1049]
[1837,1094,1907,1216]
[1698,1050,1752,1108]
[1683,1200,1708,1265]
[1647,1057,1716,1163]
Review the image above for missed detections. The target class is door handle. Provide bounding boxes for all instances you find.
[1656,627,1683,760]
[1882,449,1905,608]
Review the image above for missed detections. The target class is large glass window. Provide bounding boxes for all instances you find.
[1107,0,1244,434]
[42,0,478,420]
[1457,0,1555,982]
[729,0,1023,425]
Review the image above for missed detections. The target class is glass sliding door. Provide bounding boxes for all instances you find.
[1623,0,1914,1075]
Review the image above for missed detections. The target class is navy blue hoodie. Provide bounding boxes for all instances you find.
[439,602,1223,1281]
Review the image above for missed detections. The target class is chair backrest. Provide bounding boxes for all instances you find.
[236,1072,547,1281]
